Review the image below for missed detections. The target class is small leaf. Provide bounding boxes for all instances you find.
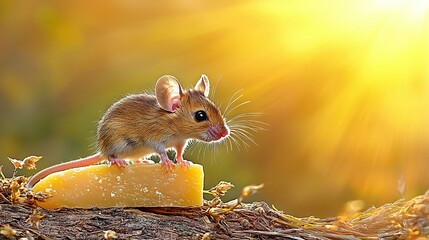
[208,207,230,217]
[26,209,45,229]
[0,165,5,179]
[207,181,235,196]
[10,179,21,203]
[241,183,264,198]
[7,157,23,170]
[207,196,222,207]
[10,180,20,192]
[104,230,118,239]
[1,224,17,237]
[201,232,211,240]
[23,156,42,170]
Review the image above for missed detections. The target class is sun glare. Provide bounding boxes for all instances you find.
[373,0,429,21]
[263,0,429,205]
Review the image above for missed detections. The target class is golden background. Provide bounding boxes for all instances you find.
[1,1,429,217]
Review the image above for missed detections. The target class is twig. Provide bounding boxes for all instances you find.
[0,192,11,204]
[26,228,52,240]
[241,230,306,240]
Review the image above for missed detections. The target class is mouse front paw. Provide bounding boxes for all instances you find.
[160,158,175,172]
[176,157,192,167]
[180,160,192,167]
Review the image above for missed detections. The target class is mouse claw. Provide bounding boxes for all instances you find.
[177,158,192,168]
[161,158,175,172]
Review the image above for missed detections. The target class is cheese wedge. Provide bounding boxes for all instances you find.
[33,163,204,209]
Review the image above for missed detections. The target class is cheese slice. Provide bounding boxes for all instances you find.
[33,163,204,209]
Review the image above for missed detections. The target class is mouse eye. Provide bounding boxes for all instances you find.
[194,110,208,122]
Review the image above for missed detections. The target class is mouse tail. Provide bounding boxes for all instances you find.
[26,153,103,189]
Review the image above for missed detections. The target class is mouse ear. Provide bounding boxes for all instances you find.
[194,74,210,97]
[155,75,184,112]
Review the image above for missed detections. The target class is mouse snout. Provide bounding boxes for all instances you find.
[208,124,229,141]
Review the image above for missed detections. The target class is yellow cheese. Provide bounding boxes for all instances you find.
[33,163,204,209]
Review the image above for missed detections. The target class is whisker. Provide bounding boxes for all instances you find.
[197,141,204,160]
[223,138,229,152]
[223,89,244,115]
[231,128,252,140]
[232,128,259,146]
[230,119,269,125]
[211,74,222,101]
[229,123,267,132]
[210,142,219,163]
[224,100,251,118]
[203,141,209,160]
[225,136,233,152]
[229,134,242,151]
[228,117,268,126]
[230,125,258,136]
[187,139,199,156]
[228,137,234,152]
[208,143,213,160]
[229,120,263,128]
[226,112,264,122]
[230,130,251,149]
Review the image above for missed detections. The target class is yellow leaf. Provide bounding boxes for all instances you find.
[23,156,42,170]
[7,157,23,170]
[207,181,234,196]
[26,209,45,229]
[104,230,118,239]
[1,224,16,237]
[241,184,264,198]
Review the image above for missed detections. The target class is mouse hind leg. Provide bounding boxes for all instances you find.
[104,138,139,167]
[108,154,128,167]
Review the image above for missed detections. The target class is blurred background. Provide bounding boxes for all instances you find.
[1,0,429,217]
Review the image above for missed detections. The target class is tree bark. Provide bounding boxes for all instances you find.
[3,201,335,240]
[1,192,429,240]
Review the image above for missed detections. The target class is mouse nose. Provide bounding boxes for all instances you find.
[220,126,229,138]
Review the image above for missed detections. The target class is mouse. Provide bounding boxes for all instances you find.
[27,74,230,188]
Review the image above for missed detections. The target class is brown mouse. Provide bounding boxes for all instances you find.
[27,74,229,188]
